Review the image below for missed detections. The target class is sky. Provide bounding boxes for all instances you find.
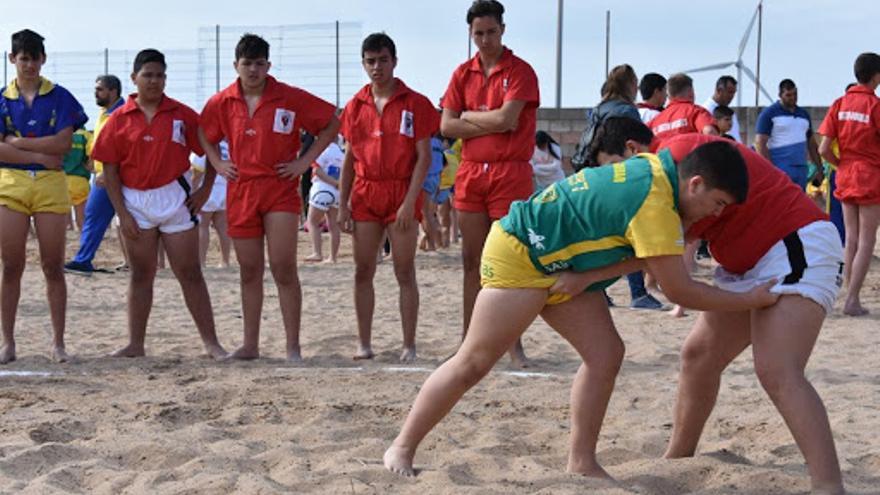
[1,0,876,115]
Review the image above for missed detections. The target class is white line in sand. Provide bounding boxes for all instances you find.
[0,371,57,377]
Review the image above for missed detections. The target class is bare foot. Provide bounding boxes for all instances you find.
[204,343,229,360]
[509,348,530,369]
[567,459,615,480]
[218,261,231,269]
[110,344,145,358]
[286,347,302,362]
[843,300,869,316]
[400,347,417,362]
[0,344,16,364]
[51,346,70,363]
[322,257,337,264]
[384,444,416,477]
[225,346,259,360]
[353,345,374,360]
[668,305,687,318]
[303,253,323,262]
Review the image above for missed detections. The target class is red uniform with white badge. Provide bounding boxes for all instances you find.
[201,76,336,237]
[818,84,880,204]
[648,98,714,142]
[442,48,539,219]
[340,78,439,224]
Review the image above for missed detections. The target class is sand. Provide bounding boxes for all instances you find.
[0,228,877,494]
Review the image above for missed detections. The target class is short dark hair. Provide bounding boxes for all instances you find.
[853,52,880,84]
[678,141,749,204]
[589,116,654,166]
[778,78,796,94]
[712,105,734,120]
[96,74,122,96]
[235,33,270,61]
[667,73,694,98]
[467,0,504,25]
[11,29,45,58]
[133,49,166,73]
[361,32,396,59]
[715,75,738,90]
[639,73,667,101]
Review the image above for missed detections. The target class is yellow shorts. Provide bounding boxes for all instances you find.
[480,222,571,305]
[67,175,91,206]
[0,168,71,215]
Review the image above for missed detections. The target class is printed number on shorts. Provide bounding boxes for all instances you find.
[481,262,494,279]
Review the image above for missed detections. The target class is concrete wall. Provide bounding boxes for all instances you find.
[537,106,830,171]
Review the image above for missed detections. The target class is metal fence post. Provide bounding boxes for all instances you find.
[104,48,109,74]
[3,52,6,86]
[215,24,221,92]
[335,21,340,108]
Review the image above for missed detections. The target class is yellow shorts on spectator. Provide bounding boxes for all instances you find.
[67,175,90,206]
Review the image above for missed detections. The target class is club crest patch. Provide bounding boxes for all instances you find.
[273,108,295,134]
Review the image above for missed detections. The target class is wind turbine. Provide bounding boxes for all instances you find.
[684,1,772,107]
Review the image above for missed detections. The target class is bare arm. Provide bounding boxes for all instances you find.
[5,127,74,155]
[312,165,339,188]
[336,145,356,233]
[394,137,432,231]
[754,133,772,160]
[807,135,824,185]
[818,135,838,168]
[646,255,778,311]
[280,116,342,179]
[701,124,720,136]
[440,107,493,139]
[0,141,62,169]
[103,163,140,239]
[460,100,527,134]
[549,258,646,297]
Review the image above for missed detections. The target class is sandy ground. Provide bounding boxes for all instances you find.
[0,228,877,494]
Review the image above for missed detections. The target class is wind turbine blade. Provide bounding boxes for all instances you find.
[683,61,736,73]
[737,3,760,59]
[740,64,774,103]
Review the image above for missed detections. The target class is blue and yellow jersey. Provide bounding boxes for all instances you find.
[499,150,684,282]
[0,77,88,170]
[62,129,92,178]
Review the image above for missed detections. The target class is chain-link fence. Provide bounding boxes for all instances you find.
[3,22,363,129]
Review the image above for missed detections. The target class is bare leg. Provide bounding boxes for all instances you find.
[540,291,623,479]
[265,212,303,361]
[0,207,30,364]
[351,221,384,360]
[112,228,160,357]
[325,207,340,263]
[384,288,547,476]
[157,237,166,270]
[840,202,858,294]
[161,228,227,359]
[458,211,528,367]
[74,203,86,231]
[212,210,231,268]
[843,203,879,316]
[664,310,751,457]
[115,222,130,269]
[229,236,264,359]
[198,211,213,267]
[33,213,70,362]
[388,218,420,362]
[438,198,452,248]
[304,206,324,262]
[751,296,843,494]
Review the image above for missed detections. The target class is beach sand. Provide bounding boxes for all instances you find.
[0,229,877,494]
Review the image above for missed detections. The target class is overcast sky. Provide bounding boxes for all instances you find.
[2,0,875,111]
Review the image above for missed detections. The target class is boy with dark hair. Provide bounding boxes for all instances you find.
[200,34,340,361]
[0,29,87,363]
[385,131,780,478]
[441,0,539,367]
[711,105,736,140]
[91,49,227,359]
[337,32,438,362]
[818,51,880,318]
[637,72,667,123]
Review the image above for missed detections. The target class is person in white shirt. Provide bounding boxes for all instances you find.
[530,131,565,190]
[305,140,344,263]
[702,75,742,143]
[191,140,231,268]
